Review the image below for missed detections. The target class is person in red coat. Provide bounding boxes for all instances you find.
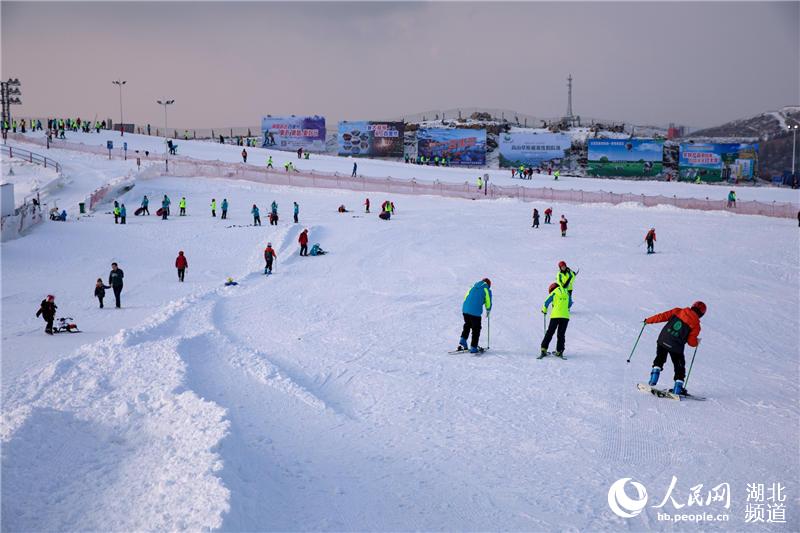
[298,229,309,256]
[544,207,552,224]
[264,242,277,274]
[645,228,656,254]
[175,251,188,282]
[644,301,706,395]
[559,215,568,237]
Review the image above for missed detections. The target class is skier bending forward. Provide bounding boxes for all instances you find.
[645,301,706,396]
[458,278,492,354]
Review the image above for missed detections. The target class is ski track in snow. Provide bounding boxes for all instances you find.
[2,147,799,531]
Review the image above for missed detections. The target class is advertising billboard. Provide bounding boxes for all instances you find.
[261,115,326,152]
[587,139,665,177]
[678,143,758,182]
[417,128,486,167]
[498,132,571,168]
[338,121,404,158]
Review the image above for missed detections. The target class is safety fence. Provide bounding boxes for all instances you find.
[10,134,799,219]
[141,159,799,219]
[1,144,62,173]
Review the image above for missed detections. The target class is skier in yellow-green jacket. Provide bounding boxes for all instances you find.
[540,282,570,359]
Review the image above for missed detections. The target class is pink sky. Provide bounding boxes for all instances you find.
[2,1,798,129]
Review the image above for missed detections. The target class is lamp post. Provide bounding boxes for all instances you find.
[112,79,126,136]
[789,124,798,177]
[157,99,174,172]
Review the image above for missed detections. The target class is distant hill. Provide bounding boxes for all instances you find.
[682,106,800,177]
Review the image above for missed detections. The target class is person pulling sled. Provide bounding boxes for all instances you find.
[36,295,57,335]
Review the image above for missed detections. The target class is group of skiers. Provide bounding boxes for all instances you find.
[531,208,568,236]
[457,263,706,396]
[2,117,108,135]
[404,154,452,166]
[511,166,560,180]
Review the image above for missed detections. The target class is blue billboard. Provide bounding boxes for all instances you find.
[417,128,486,167]
[498,132,571,167]
[678,143,758,182]
[261,115,326,152]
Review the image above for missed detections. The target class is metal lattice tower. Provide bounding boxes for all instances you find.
[566,74,573,118]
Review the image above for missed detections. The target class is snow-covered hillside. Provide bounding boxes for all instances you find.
[1,135,798,530]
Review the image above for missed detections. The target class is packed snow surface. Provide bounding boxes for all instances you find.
[16,130,800,205]
[1,135,798,531]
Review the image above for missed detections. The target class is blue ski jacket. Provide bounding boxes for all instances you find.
[462,280,492,317]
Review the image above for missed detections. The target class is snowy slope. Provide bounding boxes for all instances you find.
[15,131,800,206]
[2,163,798,530]
[0,158,60,207]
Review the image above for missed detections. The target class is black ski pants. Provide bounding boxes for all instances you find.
[653,344,686,381]
[541,317,569,353]
[178,268,185,282]
[461,313,482,348]
[113,285,123,308]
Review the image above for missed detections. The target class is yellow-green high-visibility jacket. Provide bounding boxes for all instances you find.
[542,286,570,319]
[557,269,576,291]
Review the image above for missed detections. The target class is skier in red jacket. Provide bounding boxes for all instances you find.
[298,229,309,256]
[645,228,656,254]
[544,207,553,224]
[264,242,277,274]
[644,301,706,395]
[175,251,188,282]
[559,215,568,237]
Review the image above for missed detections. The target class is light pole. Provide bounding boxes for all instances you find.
[789,124,798,177]
[112,79,126,136]
[157,99,174,172]
[1,78,22,144]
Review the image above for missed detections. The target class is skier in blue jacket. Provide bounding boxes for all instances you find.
[458,278,492,353]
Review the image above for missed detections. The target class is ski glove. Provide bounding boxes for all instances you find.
[541,307,548,314]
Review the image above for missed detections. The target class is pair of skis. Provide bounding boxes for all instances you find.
[447,346,487,357]
[636,383,706,401]
[537,351,566,360]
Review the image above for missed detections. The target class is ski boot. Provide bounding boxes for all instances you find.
[554,351,566,359]
[469,346,484,354]
[458,337,468,351]
[672,380,685,395]
[538,348,548,358]
[648,366,661,386]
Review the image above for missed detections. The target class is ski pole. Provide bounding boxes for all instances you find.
[543,312,547,335]
[486,314,490,349]
[626,322,646,363]
[684,346,699,387]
